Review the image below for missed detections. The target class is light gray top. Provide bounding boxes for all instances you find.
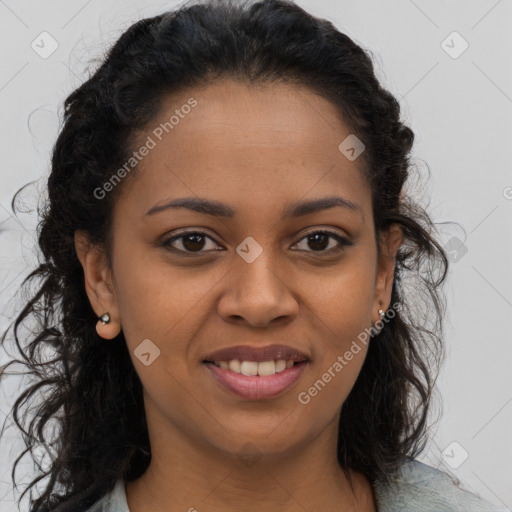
[84,459,509,512]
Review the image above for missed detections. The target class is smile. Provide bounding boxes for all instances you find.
[203,360,308,400]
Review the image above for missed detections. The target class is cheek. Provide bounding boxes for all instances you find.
[112,239,222,346]
[305,259,376,336]
[297,257,375,403]
[298,315,370,423]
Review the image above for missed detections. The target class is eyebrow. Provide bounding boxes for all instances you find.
[143,195,362,219]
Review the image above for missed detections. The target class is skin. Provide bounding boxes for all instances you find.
[75,79,403,512]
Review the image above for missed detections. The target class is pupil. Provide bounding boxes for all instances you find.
[309,233,328,251]
[183,234,205,251]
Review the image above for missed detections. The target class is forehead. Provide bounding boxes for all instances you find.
[150,79,353,152]
[115,79,372,222]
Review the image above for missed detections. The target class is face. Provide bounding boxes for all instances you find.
[76,79,402,462]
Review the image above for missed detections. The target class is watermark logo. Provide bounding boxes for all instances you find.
[441,31,469,59]
[444,236,468,263]
[236,236,263,263]
[442,441,469,469]
[338,134,365,161]
[134,338,161,366]
[31,31,59,59]
[237,442,263,466]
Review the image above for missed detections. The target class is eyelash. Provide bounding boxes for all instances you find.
[160,228,353,256]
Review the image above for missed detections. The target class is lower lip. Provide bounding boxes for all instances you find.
[203,361,308,400]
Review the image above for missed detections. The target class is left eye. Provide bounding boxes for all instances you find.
[292,230,351,253]
[161,230,351,255]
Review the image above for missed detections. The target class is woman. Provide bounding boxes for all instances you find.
[0,0,506,511]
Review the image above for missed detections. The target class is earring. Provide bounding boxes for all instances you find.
[96,312,120,340]
[372,307,386,334]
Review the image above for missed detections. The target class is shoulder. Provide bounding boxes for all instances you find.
[373,459,509,512]
[83,479,129,512]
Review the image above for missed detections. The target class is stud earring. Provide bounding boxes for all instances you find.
[371,307,387,334]
[96,312,120,340]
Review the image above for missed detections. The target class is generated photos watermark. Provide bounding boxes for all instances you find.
[93,97,198,200]
[297,302,401,405]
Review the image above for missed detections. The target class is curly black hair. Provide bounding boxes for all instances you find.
[0,0,449,510]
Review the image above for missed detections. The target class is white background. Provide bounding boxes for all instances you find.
[0,0,511,510]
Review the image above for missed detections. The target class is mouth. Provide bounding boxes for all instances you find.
[202,344,310,400]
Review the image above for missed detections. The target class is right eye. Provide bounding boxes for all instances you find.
[161,230,223,255]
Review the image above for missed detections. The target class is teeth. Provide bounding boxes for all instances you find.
[228,360,241,373]
[257,360,275,376]
[240,361,258,376]
[215,359,297,376]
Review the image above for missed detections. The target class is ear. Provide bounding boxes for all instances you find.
[372,223,403,323]
[74,230,120,339]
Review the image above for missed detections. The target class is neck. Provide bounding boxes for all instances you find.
[125,413,375,512]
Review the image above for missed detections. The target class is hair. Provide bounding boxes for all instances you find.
[0,0,450,510]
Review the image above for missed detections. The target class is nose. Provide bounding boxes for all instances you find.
[217,248,299,327]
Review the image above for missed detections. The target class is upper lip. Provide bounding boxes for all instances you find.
[203,344,310,363]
